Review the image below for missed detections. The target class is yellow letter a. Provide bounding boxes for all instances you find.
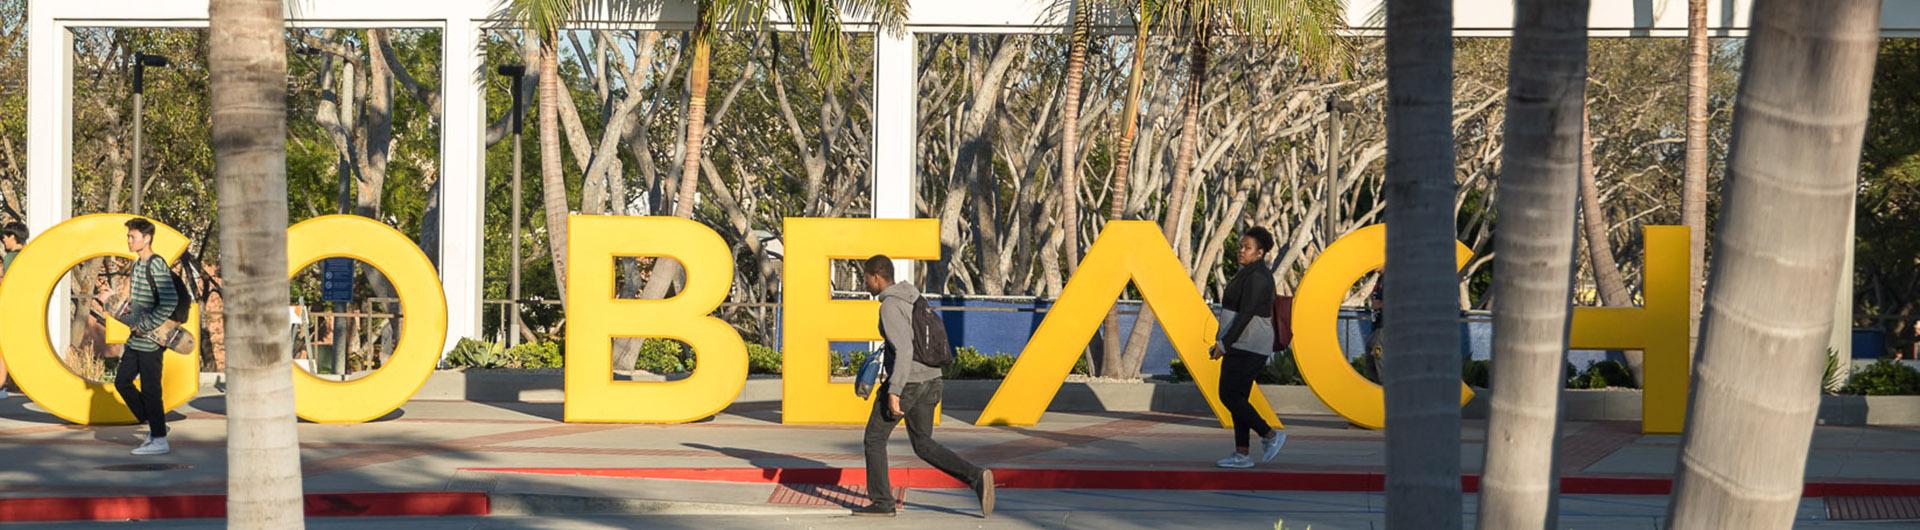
[978,221,1281,428]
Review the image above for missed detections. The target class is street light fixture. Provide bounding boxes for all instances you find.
[498,64,527,346]
[129,53,171,216]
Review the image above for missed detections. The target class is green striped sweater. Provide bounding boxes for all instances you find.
[115,255,179,352]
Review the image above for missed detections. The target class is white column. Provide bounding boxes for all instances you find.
[871,27,916,285]
[1829,197,1857,386]
[26,16,75,352]
[439,18,485,352]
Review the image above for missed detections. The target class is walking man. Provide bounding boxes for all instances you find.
[0,221,26,400]
[855,255,995,517]
[91,218,179,456]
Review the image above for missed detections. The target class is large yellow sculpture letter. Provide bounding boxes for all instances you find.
[0,215,200,424]
[565,216,747,423]
[979,221,1279,428]
[286,216,447,423]
[1291,224,1473,430]
[780,218,939,424]
[1570,226,1690,434]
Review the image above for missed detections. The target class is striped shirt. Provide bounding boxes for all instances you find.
[116,255,179,352]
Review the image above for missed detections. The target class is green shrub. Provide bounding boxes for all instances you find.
[506,341,563,369]
[1351,355,1381,385]
[748,344,782,375]
[1566,360,1636,389]
[1168,357,1193,383]
[1462,359,1491,389]
[1822,349,1846,394]
[945,347,1019,379]
[834,350,871,377]
[634,340,691,374]
[1843,359,1920,396]
[446,339,509,369]
[1256,352,1305,385]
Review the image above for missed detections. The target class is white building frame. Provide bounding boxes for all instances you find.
[26,0,1920,353]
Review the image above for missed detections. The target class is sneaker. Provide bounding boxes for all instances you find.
[1215,452,1254,469]
[1260,431,1288,464]
[977,469,996,517]
[851,502,897,517]
[131,437,171,456]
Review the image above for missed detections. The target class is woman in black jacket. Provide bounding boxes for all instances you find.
[1212,227,1284,469]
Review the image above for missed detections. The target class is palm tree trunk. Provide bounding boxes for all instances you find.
[1118,25,1211,379]
[1098,13,1153,378]
[1061,1,1090,273]
[1682,0,1710,351]
[1476,0,1589,528]
[538,35,571,309]
[209,0,303,527]
[1383,0,1462,527]
[1578,104,1644,385]
[621,17,711,373]
[1665,1,1882,527]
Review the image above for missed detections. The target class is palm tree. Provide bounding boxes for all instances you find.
[505,0,581,310]
[1096,0,1159,375]
[1112,0,1347,378]
[1682,0,1708,350]
[636,0,910,304]
[209,0,303,527]
[1381,0,1461,527]
[1060,0,1092,273]
[1665,0,1882,527]
[1476,0,1589,528]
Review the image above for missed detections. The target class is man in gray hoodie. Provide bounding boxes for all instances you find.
[855,255,994,517]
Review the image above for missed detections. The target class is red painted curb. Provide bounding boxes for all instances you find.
[461,467,1920,498]
[0,491,489,523]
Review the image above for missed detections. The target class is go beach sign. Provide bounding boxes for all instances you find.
[0,214,1693,433]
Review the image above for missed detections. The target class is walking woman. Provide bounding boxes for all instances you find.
[1212,226,1284,469]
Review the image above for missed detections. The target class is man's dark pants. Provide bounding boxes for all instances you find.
[114,345,168,437]
[863,380,983,508]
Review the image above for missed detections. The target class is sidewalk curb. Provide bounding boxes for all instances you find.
[0,491,488,524]
[464,467,1920,498]
[488,493,843,517]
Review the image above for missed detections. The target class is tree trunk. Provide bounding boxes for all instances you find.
[537,34,570,309]
[1383,0,1463,527]
[1665,1,1881,527]
[1060,1,1090,273]
[1683,0,1711,351]
[1098,17,1153,377]
[1118,26,1211,379]
[209,0,303,527]
[627,16,713,372]
[1477,0,1589,528]
[1578,104,1644,385]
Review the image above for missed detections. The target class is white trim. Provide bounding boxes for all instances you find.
[871,27,915,286]
[441,19,484,349]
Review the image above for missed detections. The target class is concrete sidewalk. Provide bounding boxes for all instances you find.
[4,391,1918,527]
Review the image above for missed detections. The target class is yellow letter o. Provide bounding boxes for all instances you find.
[1292,224,1474,430]
[0,215,201,424]
[287,215,446,423]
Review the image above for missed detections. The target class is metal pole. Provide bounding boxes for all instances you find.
[1324,94,1343,245]
[501,65,526,347]
[130,91,144,215]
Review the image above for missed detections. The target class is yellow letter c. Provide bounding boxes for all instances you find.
[1292,224,1474,430]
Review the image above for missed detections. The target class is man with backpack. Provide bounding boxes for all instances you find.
[89,218,181,456]
[854,255,995,517]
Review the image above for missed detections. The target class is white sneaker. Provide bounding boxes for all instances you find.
[1215,452,1255,469]
[1261,432,1287,464]
[131,437,170,456]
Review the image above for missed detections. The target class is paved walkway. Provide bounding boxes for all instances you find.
[4,391,1918,528]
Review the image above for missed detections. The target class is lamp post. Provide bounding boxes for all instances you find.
[1324,95,1357,244]
[498,64,527,346]
[130,53,171,216]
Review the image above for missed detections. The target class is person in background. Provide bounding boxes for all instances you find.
[854,255,995,517]
[1212,227,1286,469]
[0,221,25,400]
[89,218,179,456]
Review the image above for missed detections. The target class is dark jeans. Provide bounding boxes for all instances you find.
[1218,352,1273,448]
[863,380,983,508]
[114,346,168,438]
